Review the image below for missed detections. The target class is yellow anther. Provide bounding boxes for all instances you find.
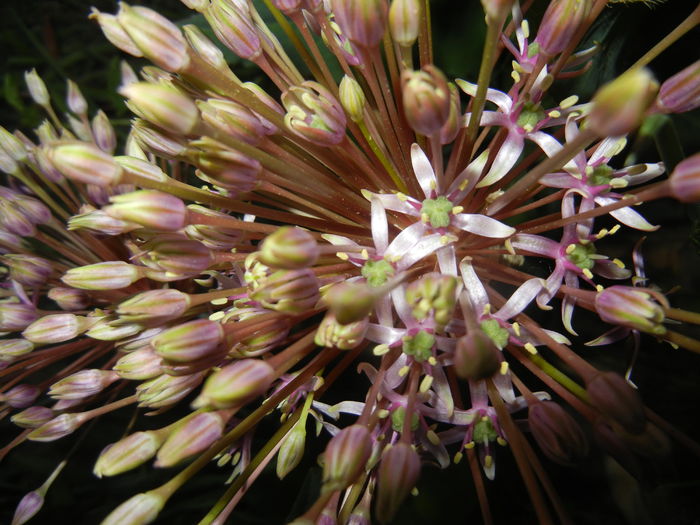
[411,488,419,497]
[360,249,369,260]
[396,192,408,202]
[560,95,579,109]
[565,243,576,254]
[610,178,629,189]
[452,206,464,215]
[481,416,489,422]
[497,437,507,446]
[512,322,521,336]
[596,229,608,239]
[427,430,441,446]
[398,365,410,377]
[505,238,515,255]
[419,375,434,393]
[439,235,450,245]
[512,70,521,83]
[428,356,438,366]
[609,225,621,235]
[500,361,509,375]
[484,455,493,469]
[521,20,530,38]
[209,311,225,321]
[211,297,228,306]
[548,110,561,118]
[336,252,349,261]
[582,268,594,279]
[377,409,390,419]
[464,442,475,450]
[453,452,464,464]
[523,123,534,132]
[373,344,390,356]
[613,258,625,269]
[524,342,538,355]
[421,213,430,223]
[390,255,402,263]
[483,304,492,315]
[430,181,437,190]
[596,284,604,292]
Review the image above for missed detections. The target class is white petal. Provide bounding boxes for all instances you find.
[495,278,543,320]
[452,213,515,238]
[511,233,560,257]
[595,196,658,231]
[398,233,447,269]
[411,143,438,197]
[385,222,426,260]
[370,192,420,217]
[459,257,488,311]
[437,245,458,276]
[365,323,405,345]
[448,149,489,201]
[370,196,388,252]
[476,132,524,188]
[455,80,512,113]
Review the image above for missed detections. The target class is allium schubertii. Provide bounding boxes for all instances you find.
[2,0,700,523]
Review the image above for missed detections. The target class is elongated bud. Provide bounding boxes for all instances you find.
[120,82,199,135]
[28,413,86,442]
[101,491,165,525]
[117,289,191,325]
[136,235,214,279]
[2,254,52,287]
[62,261,145,290]
[339,75,366,123]
[68,206,141,235]
[194,144,262,195]
[0,303,39,331]
[669,152,700,202]
[594,285,666,335]
[454,329,501,380]
[136,372,205,408]
[198,99,266,145]
[47,142,123,186]
[183,24,227,69]
[277,420,307,479]
[192,359,275,409]
[24,69,49,106]
[528,401,589,466]
[85,317,143,342]
[283,82,347,146]
[251,269,321,314]
[22,314,92,344]
[480,0,514,22]
[322,424,372,491]
[375,443,421,524]
[95,431,164,477]
[152,319,224,363]
[259,226,320,269]
[402,66,451,136]
[586,372,646,434]
[657,60,700,114]
[105,190,187,231]
[389,0,420,47]
[588,68,658,137]
[11,406,54,429]
[205,0,261,60]
[48,287,90,310]
[49,369,119,400]
[114,347,163,380]
[92,110,117,154]
[0,127,28,162]
[331,0,388,47]
[116,3,190,72]
[0,338,34,361]
[90,8,143,57]
[155,411,227,467]
[12,491,44,525]
[326,281,375,324]
[534,0,591,57]
[1,384,40,408]
[315,312,369,350]
[131,119,188,158]
[67,79,87,115]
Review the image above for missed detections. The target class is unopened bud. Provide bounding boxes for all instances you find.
[669,152,700,203]
[528,401,589,466]
[277,420,307,479]
[152,319,224,363]
[405,273,458,332]
[440,83,461,144]
[90,8,143,58]
[389,0,420,47]
[454,329,501,380]
[251,269,320,314]
[595,285,666,335]
[326,281,376,324]
[205,0,261,60]
[1,384,40,408]
[192,359,275,409]
[120,82,199,136]
[114,347,163,380]
[657,60,700,114]
[24,69,49,106]
[198,99,266,145]
[183,24,227,69]
[66,79,87,115]
[375,442,421,523]
[117,289,191,325]
[338,76,366,123]
[402,65,451,136]
[49,369,119,400]
[534,0,591,57]
[105,190,187,231]
[136,372,205,408]
[322,424,372,491]
[586,371,646,434]
[194,144,262,195]
[92,110,117,154]
[47,142,123,186]
[315,312,369,350]
[94,431,163,477]
[28,413,86,442]
[155,411,227,467]
[0,303,39,331]
[61,261,145,290]
[283,82,347,146]
[259,226,320,269]
[48,287,90,310]
[2,254,52,287]
[0,338,34,361]
[10,406,54,429]
[331,0,388,47]
[22,314,92,344]
[101,491,165,525]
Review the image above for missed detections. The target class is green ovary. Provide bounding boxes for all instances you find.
[361,259,395,287]
[421,196,453,228]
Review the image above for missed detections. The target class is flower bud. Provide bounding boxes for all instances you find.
[0,302,39,331]
[152,319,224,363]
[586,371,646,434]
[389,0,420,47]
[402,65,451,136]
[375,442,421,524]
[657,60,700,114]
[594,285,666,335]
[105,190,188,231]
[28,413,86,442]
[251,269,320,314]
[0,126,28,162]
[405,273,458,332]
[94,431,164,477]
[259,226,320,269]
[61,261,145,290]
[276,420,307,479]
[131,120,188,158]
[24,69,49,106]
[155,411,228,467]
[283,82,347,146]
[480,0,515,22]
[1,384,40,408]
[47,142,123,187]
[91,110,117,154]
[120,82,199,136]
[101,491,165,525]
[0,338,34,361]
[0,200,36,237]
[66,79,87,115]
[322,424,372,491]
[198,98,267,145]
[1,254,52,287]
[11,490,44,525]
[22,314,92,344]
[272,0,302,15]
[440,83,461,144]
[86,317,143,341]
[194,145,262,195]
[136,372,205,408]
[114,347,163,380]
[326,281,376,325]
[116,289,191,325]
[183,24,227,69]
[0,230,25,253]
[528,401,589,466]
[669,152,700,203]
[588,68,659,137]
[136,235,214,280]
[225,308,291,357]
[205,0,261,60]
[454,329,501,381]
[48,287,90,310]
[116,3,190,72]
[68,205,141,235]
[338,75,366,123]
[184,206,244,250]
[331,0,388,47]
[48,369,119,400]
[10,406,54,429]
[315,312,369,350]
[616,421,671,460]
[90,8,144,58]
[534,0,591,57]
[192,359,275,409]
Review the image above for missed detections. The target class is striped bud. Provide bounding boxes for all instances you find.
[586,372,646,435]
[22,314,92,344]
[155,411,228,467]
[375,443,421,523]
[120,82,199,136]
[152,319,224,363]
[47,142,123,187]
[48,369,119,400]
[322,424,372,491]
[528,401,589,466]
[100,492,165,525]
[259,226,320,269]
[105,190,187,231]
[192,359,275,409]
[61,261,144,290]
[116,289,191,325]
[94,431,164,478]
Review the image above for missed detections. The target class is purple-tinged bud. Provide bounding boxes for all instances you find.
[586,371,646,434]
[0,126,28,162]
[225,308,291,357]
[0,201,36,237]
[251,268,320,314]
[68,206,141,235]
[272,0,302,15]
[114,347,163,380]
[116,3,190,72]
[183,25,228,70]
[11,490,43,525]
[0,339,34,361]
[136,235,214,280]
[594,285,666,335]
[46,141,123,186]
[402,65,451,136]
[282,82,347,146]
[389,0,420,47]
[534,0,591,57]
[94,431,164,477]
[193,143,262,195]
[61,261,145,290]
[375,442,421,524]
[184,205,243,250]
[0,231,24,253]
[192,358,275,409]
[136,371,205,408]
[105,190,188,231]
[152,319,224,363]
[13,193,53,224]
[315,312,368,350]
[116,289,191,325]
[326,281,375,325]
[182,0,209,11]
[48,287,90,310]
[528,401,589,466]
[199,98,267,145]
[100,491,165,525]
[131,120,188,158]
[155,411,228,467]
[480,0,515,22]
[90,8,144,58]
[92,110,117,154]
[116,327,163,353]
[440,83,461,144]
[322,424,372,491]
[588,68,659,137]
[454,329,501,381]
[120,82,199,136]
[1,384,40,409]
[657,60,700,114]
[0,147,18,175]
[338,76,366,123]
[85,317,143,341]
[66,79,87,115]
[24,69,49,106]
[259,226,320,269]
[331,0,388,47]
[0,303,39,331]
[276,420,307,479]
[34,119,58,143]
[22,314,93,344]
[114,155,169,183]
[205,0,262,61]
[669,152,700,203]
[2,254,52,287]
[28,412,87,441]
[11,406,54,428]
[243,81,284,134]
[48,369,119,400]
